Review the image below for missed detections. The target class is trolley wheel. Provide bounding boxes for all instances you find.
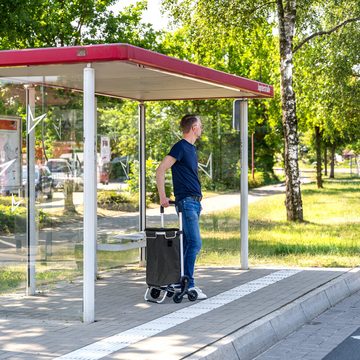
[173,293,183,303]
[187,290,198,302]
[150,288,161,299]
[166,291,174,298]
[180,276,190,289]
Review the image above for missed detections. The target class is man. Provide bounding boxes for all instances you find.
[156,114,207,300]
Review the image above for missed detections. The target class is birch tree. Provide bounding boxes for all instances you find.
[163,0,360,221]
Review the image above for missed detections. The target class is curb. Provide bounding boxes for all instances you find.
[187,268,360,360]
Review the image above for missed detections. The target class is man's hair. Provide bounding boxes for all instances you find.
[180,114,199,133]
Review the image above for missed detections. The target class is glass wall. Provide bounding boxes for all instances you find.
[0,82,85,317]
[144,101,241,266]
[95,98,140,269]
[0,82,144,299]
[0,81,242,320]
[0,82,27,295]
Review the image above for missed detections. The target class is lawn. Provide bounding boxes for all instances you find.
[198,178,360,268]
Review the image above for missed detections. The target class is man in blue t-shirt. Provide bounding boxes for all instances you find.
[156,114,207,300]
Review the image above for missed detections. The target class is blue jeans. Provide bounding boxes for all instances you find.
[176,197,202,288]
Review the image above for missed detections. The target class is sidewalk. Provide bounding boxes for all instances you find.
[0,266,359,359]
[146,182,286,217]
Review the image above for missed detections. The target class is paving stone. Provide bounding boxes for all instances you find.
[0,267,358,359]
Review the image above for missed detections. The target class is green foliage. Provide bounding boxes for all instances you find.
[248,171,279,189]
[198,178,360,267]
[127,158,173,203]
[295,17,360,158]
[0,199,50,234]
[0,204,26,234]
[0,267,25,292]
[97,190,138,212]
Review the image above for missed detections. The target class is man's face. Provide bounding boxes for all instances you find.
[192,120,203,139]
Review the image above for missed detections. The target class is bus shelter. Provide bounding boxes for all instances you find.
[0,44,273,323]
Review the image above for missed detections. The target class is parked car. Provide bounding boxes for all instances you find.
[99,162,111,185]
[59,153,82,176]
[45,159,72,190]
[22,165,53,199]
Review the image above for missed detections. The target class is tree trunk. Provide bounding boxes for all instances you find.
[64,179,76,214]
[324,146,328,176]
[315,126,323,188]
[330,144,336,178]
[277,0,303,221]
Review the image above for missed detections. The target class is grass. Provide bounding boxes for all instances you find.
[0,246,139,294]
[0,264,80,293]
[1,177,358,293]
[198,178,360,268]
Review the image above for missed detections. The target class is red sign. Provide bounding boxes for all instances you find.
[0,119,18,131]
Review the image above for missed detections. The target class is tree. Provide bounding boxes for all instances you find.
[296,16,360,182]
[163,0,360,220]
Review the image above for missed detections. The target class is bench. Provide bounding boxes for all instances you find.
[96,232,146,252]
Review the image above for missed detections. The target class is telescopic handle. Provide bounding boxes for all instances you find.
[160,200,176,228]
[160,200,176,213]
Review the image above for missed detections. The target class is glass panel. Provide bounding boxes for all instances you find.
[96,99,140,270]
[145,101,241,266]
[198,110,241,266]
[0,83,27,295]
[36,87,83,319]
[0,79,83,319]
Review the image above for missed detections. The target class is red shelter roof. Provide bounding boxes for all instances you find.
[0,44,273,101]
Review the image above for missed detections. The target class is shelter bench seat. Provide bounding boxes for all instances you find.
[96,232,146,252]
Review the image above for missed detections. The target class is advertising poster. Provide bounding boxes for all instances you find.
[0,116,21,193]
[100,136,111,165]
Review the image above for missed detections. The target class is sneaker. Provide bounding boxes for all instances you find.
[188,286,207,300]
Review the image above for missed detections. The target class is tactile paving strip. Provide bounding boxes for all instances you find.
[56,269,301,359]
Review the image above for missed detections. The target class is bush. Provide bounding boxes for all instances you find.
[0,204,26,234]
[0,196,50,234]
[127,158,172,203]
[0,196,16,207]
[248,171,279,188]
[97,190,138,212]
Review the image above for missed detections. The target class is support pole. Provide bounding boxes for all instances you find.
[251,132,255,180]
[26,86,37,295]
[240,100,249,270]
[83,64,96,324]
[138,102,146,266]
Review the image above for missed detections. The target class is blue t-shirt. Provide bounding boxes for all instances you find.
[168,139,202,202]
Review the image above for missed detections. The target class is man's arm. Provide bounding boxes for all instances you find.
[156,155,176,207]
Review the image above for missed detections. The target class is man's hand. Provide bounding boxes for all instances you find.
[160,196,170,207]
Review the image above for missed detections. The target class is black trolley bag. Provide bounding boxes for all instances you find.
[144,201,198,303]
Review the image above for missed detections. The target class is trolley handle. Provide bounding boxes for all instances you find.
[160,200,176,213]
[160,200,177,228]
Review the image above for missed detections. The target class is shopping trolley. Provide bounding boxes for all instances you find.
[144,201,198,303]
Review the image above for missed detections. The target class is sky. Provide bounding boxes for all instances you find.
[108,0,170,30]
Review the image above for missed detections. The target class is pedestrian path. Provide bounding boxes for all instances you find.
[56,269,300,360]
[0,266,358,359]
[146,182,286,217]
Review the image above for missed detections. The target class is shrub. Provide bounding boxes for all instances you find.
[0,196,50,234]
[0,204,26,234]
[97,190,138,212]
[248,171,279,188]
[127,158,172,203]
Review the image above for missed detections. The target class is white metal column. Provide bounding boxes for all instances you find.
[26,86,37,295]
[240,100,249,270]
[83,64,96,323]
[138,102,146,266]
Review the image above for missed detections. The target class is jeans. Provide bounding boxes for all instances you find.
[176,197,202,288]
